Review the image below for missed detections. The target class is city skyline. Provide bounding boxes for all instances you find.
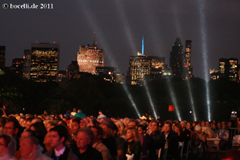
[1,0,240,79]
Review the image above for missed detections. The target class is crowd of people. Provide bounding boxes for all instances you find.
[0,107,239,160]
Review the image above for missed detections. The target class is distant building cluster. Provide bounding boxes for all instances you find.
[210,58,240,82]
[1,36,239,84]
[126,37,193,85]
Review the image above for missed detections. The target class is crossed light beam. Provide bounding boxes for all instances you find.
[198,0,211,121]
[78,1,141,118]
[114,0,157,119]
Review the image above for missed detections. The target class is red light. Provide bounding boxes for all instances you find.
[36,41,38,43]
[94,31,95,33]
[53,41,55,44]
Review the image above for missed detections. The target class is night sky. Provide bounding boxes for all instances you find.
[1,0,240,79]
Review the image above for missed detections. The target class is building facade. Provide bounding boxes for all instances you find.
[184,40,193,79]
[170,37,184,79]
[23,49,31,79]
[67,60,80,79]
[219,58,238,81]
[12,58,24,76]
[96,67,116,83]
[30,43,60,82]
[127,55,164,85]
[0,46,5,69]
[77,44,104,74]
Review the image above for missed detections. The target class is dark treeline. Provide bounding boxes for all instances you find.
[1,69,240,122]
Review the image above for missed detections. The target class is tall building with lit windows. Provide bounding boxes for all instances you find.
[96,67,116,83]
[77,44,104,74]
[184,40,193,79]
[228,58,238,81]
[219,58,238,81]
[127,54,165,85]
[30,43,60,82]
[170,37,184,79]
[170,38,194,80]
[0,46,5,69]
[12,58,24,76]
[23,49,31,79]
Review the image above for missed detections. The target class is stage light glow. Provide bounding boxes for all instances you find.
[172,2,197,121]
[198,0,211,121]
[143,78,157,119]
[172,1,182,38]
[140,1,163,54]
[78,1,141,118]
[186,80,197,121]
[166,78,182,121]
[114,0,157,118]
[114,0,137,54]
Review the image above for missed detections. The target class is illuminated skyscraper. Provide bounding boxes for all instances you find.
[184,40,193,79]
[219,58,238,81]
[77,44,104,74]
[67,60,80,79]
[23,49,31,79]
[12,58,24,76]
[0,46,5,69]
[127,55,164,85]
[30,43,60,82]
[209,68,219,80]
[170,37,184,79]
[228,58,238,81]
[96,67,116,83]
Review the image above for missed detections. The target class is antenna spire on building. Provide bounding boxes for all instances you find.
[93,31,96,46]
[142,35,144,55]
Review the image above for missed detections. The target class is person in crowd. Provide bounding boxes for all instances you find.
[74,109,86,118]
[147,120,164,160]
[0,117,6,135]
[201,121,205,127]
[76,127,103,160]
[19,117,26,128]
[122,118,130,128]
[31,118,43,125]
[71,108,77,117]
[219,124,230,150]
[125,128,141,160]
[180,121,191,140]
[64,110,72,118]
[45,125,79,160]
[30,122,47,152]
[45,120,58,132]
[194,125,215,142]
[20,136,53,160]
[97,110,106,120]
[25,117,34,130]
[174,124,185,142]
[43,132,52,152]
[4,117,22,150]
[212,123,219,135]
[66,117,80,154]
[115,120,126,139]
[91,126,111,160]
[163,122,180,160]
[113,123,127,160]
[0,134,17,160]
[180,121,191,154]
[99,117,117,159]
[205,121,210,127]
[217,122,222,131]
[127,120,138,130]
[3,102,11,117]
